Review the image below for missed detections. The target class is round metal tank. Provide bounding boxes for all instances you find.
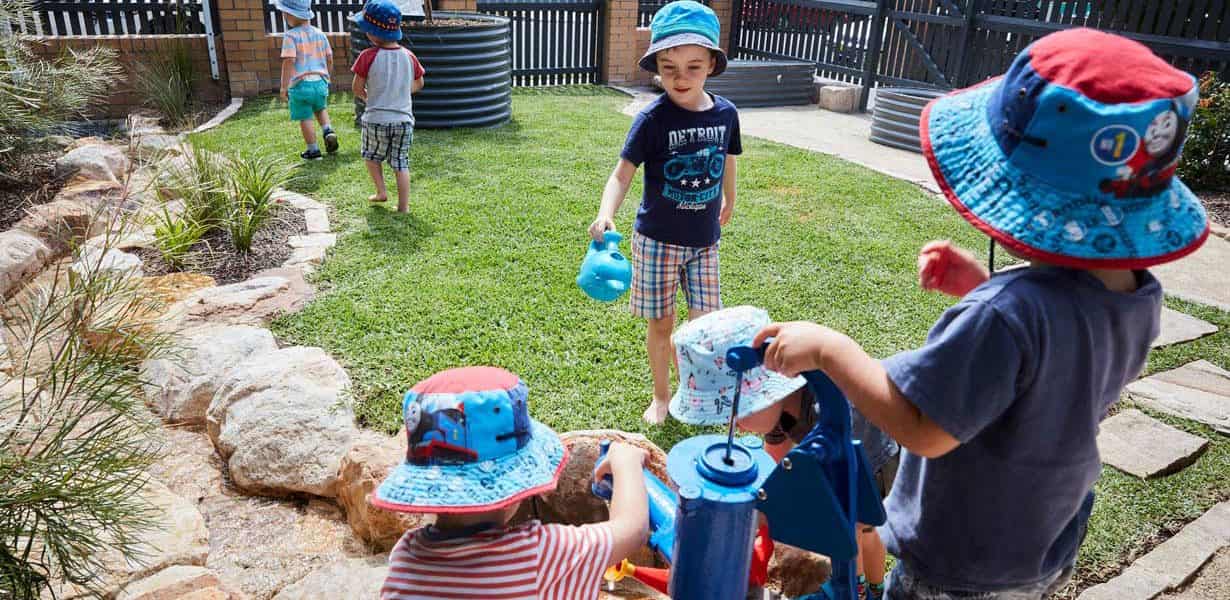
[351,12,511,129]
[869,87,946,153]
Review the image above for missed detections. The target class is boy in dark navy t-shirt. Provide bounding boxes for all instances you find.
[588,1,742,424]
[754,30,1208,599]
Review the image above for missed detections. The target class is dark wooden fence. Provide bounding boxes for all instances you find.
[638,0,710,28]
[263,0,362,33]
[29,0,216,36]
[478,0,606,85]
[730,0,1230,108]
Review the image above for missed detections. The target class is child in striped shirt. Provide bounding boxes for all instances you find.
[371,366,651,599]
[275,0,338,160]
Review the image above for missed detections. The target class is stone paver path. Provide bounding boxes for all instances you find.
[1079,501,1230,600]
[1098,409,1209,479]
[1153,235,1230,312]
[1127,361,1230,435]
[1158,547,1230,600]
[1153,308,1219,349]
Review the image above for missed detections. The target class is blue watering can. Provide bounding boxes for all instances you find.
[577,230,632,303]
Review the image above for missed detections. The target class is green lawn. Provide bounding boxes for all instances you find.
[193,87,1230,593]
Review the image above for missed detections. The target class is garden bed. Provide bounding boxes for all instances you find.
[0,147,67,231]
[135,206,306,285]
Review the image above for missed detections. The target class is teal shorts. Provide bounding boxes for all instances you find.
[288,78,329,122]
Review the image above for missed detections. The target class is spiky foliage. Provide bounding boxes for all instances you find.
[133,41,195,128]
[0,207,171,598]
[223,152,293,253]
[0,0,123,166]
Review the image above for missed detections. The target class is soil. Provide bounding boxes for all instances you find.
[406,18,490,28]
[1199,190,1230,229]
[135,207,307,285]
[0,148,68,231]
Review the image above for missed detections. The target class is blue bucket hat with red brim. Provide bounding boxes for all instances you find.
[922,28,1209,269]
[372,367,567,514]
[350,0,403,42]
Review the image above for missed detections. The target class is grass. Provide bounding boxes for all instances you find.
[193,87,1230,592]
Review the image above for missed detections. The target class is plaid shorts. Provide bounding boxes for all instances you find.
[630,232,721,319]
[360,121,413,171]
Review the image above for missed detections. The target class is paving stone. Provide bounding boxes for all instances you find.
[303,208,330,234]
[1098,409,1209,478]
[1126,361,1230,434]
[287,233,336,248]
[1160,547,1230,600]
[1079,501,1230,600]
[272,189,324,211]
[1153,308,1219,349]
[1153,235,1230,312]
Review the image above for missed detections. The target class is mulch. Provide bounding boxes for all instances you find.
[135,207,307,285]
[0,148,68,232]
[1199,191,1230,229]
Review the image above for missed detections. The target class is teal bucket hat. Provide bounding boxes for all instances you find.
[639,0,728,76]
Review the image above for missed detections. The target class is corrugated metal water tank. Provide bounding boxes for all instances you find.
[869,87,947,153]
[704,59,816,108]
[352,12,512,129]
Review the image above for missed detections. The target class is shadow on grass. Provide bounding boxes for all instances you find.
[357,204,436,256]
[289,151,351,194]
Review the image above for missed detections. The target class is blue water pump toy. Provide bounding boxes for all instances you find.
[594,340,886,600]
[577,230,633,302]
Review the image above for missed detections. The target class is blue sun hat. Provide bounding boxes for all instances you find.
[639,0,728,77]
[670,306,806,426]
[350,0,403,42]
[274,0,313,21]
[372,367,567,514]
[923,28,1208,270]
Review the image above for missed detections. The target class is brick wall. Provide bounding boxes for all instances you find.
[27,35,228,119]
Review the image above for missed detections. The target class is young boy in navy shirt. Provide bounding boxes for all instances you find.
[588,1,742,423]
[755,29,1208,598]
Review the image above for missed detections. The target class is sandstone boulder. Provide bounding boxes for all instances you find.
[71,246,144,281]
[336,432,430,550]
[207,346,357,497]
[55,142,130,183]
[116,566,229,600]
[0,230,51,297]
[168,270,313,329]
[767,543,831,598]
[271,556,388,600]
[532,430,669,526]
[141,325,278,425]
[15,198,99,252]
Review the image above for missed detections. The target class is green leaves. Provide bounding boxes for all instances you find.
[222,153,295,253]
[1178,72,1230,192]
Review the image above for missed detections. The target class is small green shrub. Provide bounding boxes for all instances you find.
[161,145,229,228]
[223,153,294,253]
[1178,72,1230,192]
[133,41,195,127]
[152,207,207,269]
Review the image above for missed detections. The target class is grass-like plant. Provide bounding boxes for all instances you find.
[160,145,230,228]
[152,206,208,269]
[133,41,195,128]
[223,153,293,253]
[0,0,122,169]
[1,213,170,598]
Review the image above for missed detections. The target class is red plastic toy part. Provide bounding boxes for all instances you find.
[603,523,774,594]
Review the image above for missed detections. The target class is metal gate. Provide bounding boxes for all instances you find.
[729,0,1230,110]
[477,0,605,86]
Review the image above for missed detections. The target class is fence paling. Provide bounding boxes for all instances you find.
[31,0,213,36]
[263,0,362,34]
[478,0,603,86]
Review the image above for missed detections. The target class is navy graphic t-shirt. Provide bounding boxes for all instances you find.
[621,93,742,248]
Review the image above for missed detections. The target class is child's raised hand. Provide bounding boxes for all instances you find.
[917,240,989,298]
[753,321,835,378]
[588,215,615,242]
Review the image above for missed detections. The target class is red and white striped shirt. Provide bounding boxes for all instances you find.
[381,520,614,600]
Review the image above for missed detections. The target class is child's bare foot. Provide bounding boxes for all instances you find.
[642,399,670,424]
[368,194,387,203]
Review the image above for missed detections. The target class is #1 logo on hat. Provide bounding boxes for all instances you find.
[922,27,1209,270]
[669,306,806,426]
[372,367,567,514]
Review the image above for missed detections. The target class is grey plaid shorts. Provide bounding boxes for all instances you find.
[360,121,413,171]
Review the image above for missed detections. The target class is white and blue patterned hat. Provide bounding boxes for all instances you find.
[372,367,567,514]
[669,306,806,426]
